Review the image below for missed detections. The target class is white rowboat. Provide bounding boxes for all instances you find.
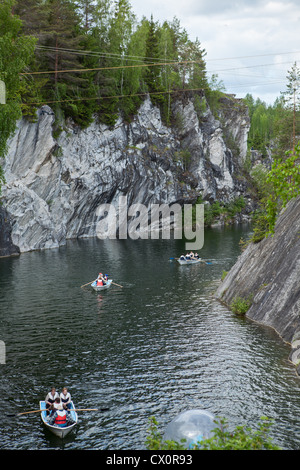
[177,258,202,265]
[40,400,78,438]
[91,279,113,291]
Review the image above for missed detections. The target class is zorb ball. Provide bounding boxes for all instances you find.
[163,409,216,449]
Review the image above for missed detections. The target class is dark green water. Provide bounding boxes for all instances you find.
[0,225,300,450]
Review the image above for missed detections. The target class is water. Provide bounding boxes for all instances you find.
[0,225,300,450]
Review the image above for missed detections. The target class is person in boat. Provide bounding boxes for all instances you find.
[47,398,75,427]
[60,387,72,410]
[45,387,59,413]
[179,255,186,260]
[97,272,106,286]
[185,253,191,260]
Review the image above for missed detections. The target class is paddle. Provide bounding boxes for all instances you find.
[81,279,96,288]
[12,407,110,416]
[111,281,123,288]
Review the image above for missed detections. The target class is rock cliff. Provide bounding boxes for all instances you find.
[0,206,19,257]
[0,92,250,254]
[215,196,300,373]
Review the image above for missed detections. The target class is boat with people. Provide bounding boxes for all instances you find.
[40,400,78,438]
[91,279,112,291]
[177,257,202,265]
[90,272,112,291]
[177,252,202,265]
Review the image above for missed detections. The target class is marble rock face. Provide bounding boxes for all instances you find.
[215,196,300,372]
[1,94,250,253]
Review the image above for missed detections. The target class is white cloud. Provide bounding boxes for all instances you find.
[129,0,300,104]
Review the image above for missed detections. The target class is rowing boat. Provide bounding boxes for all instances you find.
[91,279,112,291]
[40,400,78,438]
[177,257,202,265]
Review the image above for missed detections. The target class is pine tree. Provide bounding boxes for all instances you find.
[0,0,36,188]
[281,62,300,151]
[39,0,96,126]
[144,15,167,118]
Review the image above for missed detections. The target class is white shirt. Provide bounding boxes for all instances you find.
[60,391,71,403]
[45,391,59,403]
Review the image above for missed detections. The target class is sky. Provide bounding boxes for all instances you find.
[128,0,300,105]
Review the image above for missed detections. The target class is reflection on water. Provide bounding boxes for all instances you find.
[0,225,300,449]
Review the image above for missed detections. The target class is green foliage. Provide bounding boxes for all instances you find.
[174,149,191,171]
[145,417,187,450]
[225,196,246,217]
[10,0,208,130]
[244,82,300,156]
[265,145,300,234]
[198,417,280,450]
[221,270,228,281]
[249,209,270,243]
[0,0,36,191]
[146,416,280,450]
[204,200,223,226]
[201,196,246,226]
[247,143,300,243]
[205,74,226,118]
[230,295,253,315]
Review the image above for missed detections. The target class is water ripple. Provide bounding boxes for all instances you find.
[1,233,300,449]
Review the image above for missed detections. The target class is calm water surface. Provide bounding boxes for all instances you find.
[0,225,299,450]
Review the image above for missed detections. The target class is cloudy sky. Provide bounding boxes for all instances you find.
[129,0,300,105]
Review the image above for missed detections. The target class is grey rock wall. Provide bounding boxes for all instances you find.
[1,93,250,253]
[215,196,300,372]
[0,206,19,257]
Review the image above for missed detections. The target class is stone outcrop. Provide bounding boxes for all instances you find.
[1,92,250,253]
[215,196,300,373]
[0,206,19,257]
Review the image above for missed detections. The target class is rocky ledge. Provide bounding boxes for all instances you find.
[215,196,300,374]
[0,206,20,257]
[1,93,251,253]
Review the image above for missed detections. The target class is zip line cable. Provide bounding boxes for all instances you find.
[23,87,207,106]
[35,44,300,64]
[35,45,178,63]
[19,59,206,76]
[19,57,298,77]
[18,46,300,106]
[22,77,290,107]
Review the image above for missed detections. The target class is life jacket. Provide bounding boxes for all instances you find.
[55,409,67,426]
[97,280,103,286]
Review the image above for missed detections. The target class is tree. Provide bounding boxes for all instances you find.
[0,0,36,189]
[40,0,96,126]
[144,15,168,119]
[75,0,96,31]
[146,416,280,450]
[281,62,300,151]
[265,144,300,234]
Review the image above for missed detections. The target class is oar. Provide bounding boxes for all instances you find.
[81,279,96,288]
[111,282,123,288]
[14,407,110,416]
[73,408,109,412]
